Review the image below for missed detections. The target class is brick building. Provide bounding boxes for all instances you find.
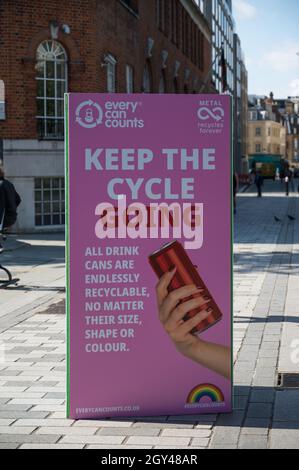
[0,0,212,231]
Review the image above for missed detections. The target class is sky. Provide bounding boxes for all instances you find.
[232,0,299,98]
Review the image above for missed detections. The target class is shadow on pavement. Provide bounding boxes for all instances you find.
[0,285,66,292]
[233,251,299,275]
[234,315,299,324]
[98,386,299,430]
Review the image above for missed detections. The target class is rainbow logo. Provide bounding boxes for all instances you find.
[187,384,224,404]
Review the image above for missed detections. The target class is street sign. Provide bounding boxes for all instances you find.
[65,93,233,419]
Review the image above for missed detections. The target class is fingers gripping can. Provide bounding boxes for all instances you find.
[148,241,222,334]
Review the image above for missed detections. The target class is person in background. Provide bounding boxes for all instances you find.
[255,170,263,198]
[0,165,21,231]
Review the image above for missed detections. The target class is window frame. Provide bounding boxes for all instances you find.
[142,61,153,93]
[34,177,65,227]
[35,40,68,140]
[105,54,117,93]
[126,64,134,93]
[159,70,167,94]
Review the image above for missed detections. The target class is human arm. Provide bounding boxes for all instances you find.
[156,268,231,380]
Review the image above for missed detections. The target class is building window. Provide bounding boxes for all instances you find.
[159,70,167,93]
[156,0,165,31]
[0,79,5,120]
[36,40,67,140]
[256,144,261,153]
[182,8,189,56]
[35,177,65,226]
[126,65,134,93]
[171,0,178,45]
[255,127,261,136]
[105,54,117,93]
[142,61,152,93]
[199,31,204,70]
[164,0,170,36]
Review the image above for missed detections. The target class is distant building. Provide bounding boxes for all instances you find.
[0,0,212,232]
[275,97,299,164]
[248,94,286,159]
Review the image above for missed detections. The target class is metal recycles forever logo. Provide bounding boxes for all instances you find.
[197,106,224,122]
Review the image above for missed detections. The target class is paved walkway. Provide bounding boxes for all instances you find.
[0,180,298,449]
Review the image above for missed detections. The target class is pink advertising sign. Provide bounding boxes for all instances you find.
[65,93,233,419]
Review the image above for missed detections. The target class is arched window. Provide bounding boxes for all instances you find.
[159,71,166,94]
[36,40,68,139]
[142,61,152,93]
[0,80,5,120]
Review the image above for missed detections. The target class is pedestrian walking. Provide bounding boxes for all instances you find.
[0,165,21,231]
[255,170,263,197]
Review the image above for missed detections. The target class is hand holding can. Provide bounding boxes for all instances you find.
[149,241,222,334]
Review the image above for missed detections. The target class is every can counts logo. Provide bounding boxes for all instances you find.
[76,99,144,129]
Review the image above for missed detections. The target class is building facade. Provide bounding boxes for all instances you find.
[277,98,299,164]
[248,105,286,158]
[233,33,248,174]
[0,0,212,232]
[203,1,248,173]
[203,0,235,94]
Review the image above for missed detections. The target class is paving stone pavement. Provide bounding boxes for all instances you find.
[0,180,298,449]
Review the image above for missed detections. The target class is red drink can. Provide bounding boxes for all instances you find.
[148,240,222,334]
